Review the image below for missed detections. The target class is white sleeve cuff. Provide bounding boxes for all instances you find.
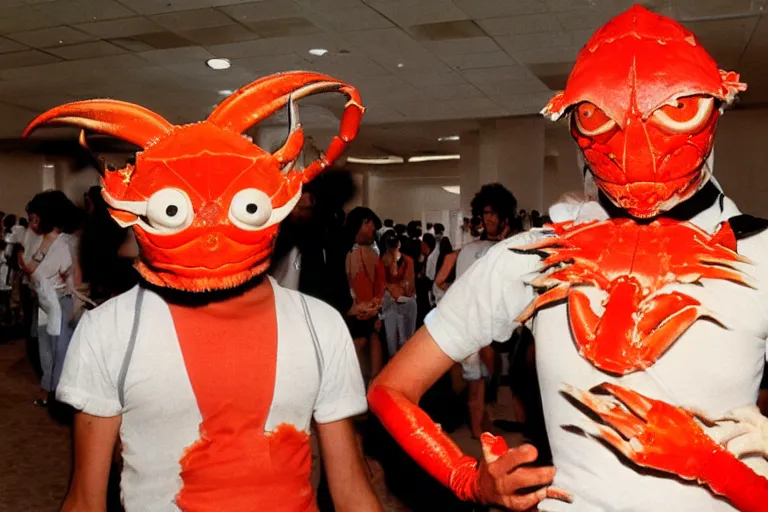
[424,308,477,362]
[57,386,122,417]
[314,395,368,424]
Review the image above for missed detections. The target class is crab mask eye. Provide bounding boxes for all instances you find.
[649,95,715,134]
[146,188,193,234]
[229,188,273,230]
[574,102,617,137]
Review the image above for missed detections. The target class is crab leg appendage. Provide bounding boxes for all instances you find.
[513,219,753,375]
[563,383,768,512]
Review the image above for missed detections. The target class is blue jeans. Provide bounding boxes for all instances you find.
[38,295,75,393]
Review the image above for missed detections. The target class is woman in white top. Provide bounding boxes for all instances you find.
[20,190,81,406]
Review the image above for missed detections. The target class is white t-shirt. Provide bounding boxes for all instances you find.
[425,197,768,511]
[57,277,367,511]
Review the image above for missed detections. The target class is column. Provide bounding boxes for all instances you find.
[458,116,546,214]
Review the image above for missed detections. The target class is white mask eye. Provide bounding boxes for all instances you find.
[650,96,714,134]
[145,188,193,234]
[229,188,273,230]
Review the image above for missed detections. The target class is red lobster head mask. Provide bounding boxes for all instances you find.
[24,72,364,292]
[543,5,746,218]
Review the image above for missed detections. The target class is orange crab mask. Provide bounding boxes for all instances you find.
[24,72,364,292]
[543,5,746,218]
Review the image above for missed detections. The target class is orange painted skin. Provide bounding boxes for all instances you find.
[170,281,316,512]
[515,217,751,375]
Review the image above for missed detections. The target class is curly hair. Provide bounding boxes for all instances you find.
[470,183,518,224]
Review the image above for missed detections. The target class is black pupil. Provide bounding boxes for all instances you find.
[677,102,685,108]
[166,205,178,217]
[246,203,258,214]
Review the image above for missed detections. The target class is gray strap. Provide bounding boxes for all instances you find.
[118,286,145,409]
[299,294,324,388]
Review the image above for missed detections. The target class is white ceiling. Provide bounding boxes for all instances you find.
[4,0,768,156]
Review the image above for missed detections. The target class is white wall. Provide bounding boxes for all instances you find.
[367,175,460,224]
[0,153,46,217]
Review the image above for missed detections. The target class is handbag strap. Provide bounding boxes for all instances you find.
[118,286,145,409]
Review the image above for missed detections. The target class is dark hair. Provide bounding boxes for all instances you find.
[382,229,400,250]
[3,214,16,231]
[26,190,81,234]
[471,183,518,224]
[435,237,454,276]
[426,222,433,230]
[18,218,28,228]
[422,232,436,252]
[406,220,422,239]
[394,223,406,236]
[344,207,380,244]
[434,223,445,235]
[384,219,394,228]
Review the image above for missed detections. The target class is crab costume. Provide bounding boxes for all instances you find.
[369,5,768,511]
[28,72,369,511]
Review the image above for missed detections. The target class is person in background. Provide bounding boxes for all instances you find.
[345,207,386,381]
[19,190,82,408]
[416,233,436,327]
[380,231,417,358]
[425,223,434,236]
[378,218,395,239]
[393,223,406,238]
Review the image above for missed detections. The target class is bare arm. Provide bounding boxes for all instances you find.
[434,252,457,290]
[316,419,382,512]
[368,327,565,510]
[61,413,121,512]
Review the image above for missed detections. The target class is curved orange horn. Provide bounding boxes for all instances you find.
[23,99,174,149]
[207,71,360,133]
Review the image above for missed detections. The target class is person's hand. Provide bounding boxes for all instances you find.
[711,405,768,459]
[475,434,571,511]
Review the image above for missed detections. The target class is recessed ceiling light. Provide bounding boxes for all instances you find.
[397,62,404,68]
[309,48,328,56]
[218,89,234,96]
[438,135,460,142]
[206,58,231,70]
[442,185,460,195]
[347,156,404,165]
[408,154,461,163]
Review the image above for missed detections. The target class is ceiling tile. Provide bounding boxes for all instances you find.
[115,0,256,15]
[74,16,164,38]
[137,46,213,65]
[0,36,28,54]
[0,50,60,70]
[178,24,260,46]
[543,0,598,11]
[0,53,146,80]
[42,0,135,24]
[233,53,310,73]
[362,0,468,26]
[473,77,550,96]
[295,0,364,10]
[133,31,195,50]
[421,36,498,56]
[554,7,619,30]
[674,0,755,18]
[151,8,236,31]
[514,46,580,64]
[7,26,95,48]
[209,33,349,58]
[440,50,517,70]
[400,71,466,87]
[219,1,300,21]
[450,96,508,116]
[8,93,83,112]
[425,83,484,100]
[461,65,532,84]
[0,5,62,32]
[495,32,572,53]
[453,0,547,19]
[305,54,390,79]
[311,5,394,32]
[47,40,127,60]
[491,91,555,115]
[110,37,155,52]
[477,14,562,36]
[244,17,323,38]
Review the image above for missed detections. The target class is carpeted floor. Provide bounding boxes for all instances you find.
[0,340,71,512]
